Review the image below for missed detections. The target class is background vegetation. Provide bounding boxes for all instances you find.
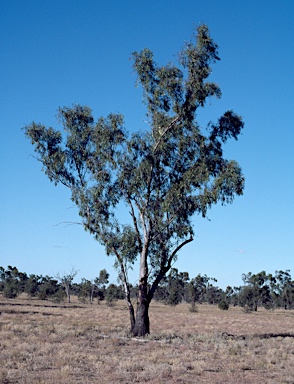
[1,265,294,312]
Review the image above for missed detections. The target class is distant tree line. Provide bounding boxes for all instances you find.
[154,269,294,311]
[0,266,114,305]
[1,265,294,311]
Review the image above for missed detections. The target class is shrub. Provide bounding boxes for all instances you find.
[189,302,198,313]
[218,300,229,310]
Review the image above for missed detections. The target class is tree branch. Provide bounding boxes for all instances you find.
[153,116,180,152]
[54,221,83,227]
[123,192,143,252]
[112,247,135,330]
[147,235,193,302]
[168,236,194,268]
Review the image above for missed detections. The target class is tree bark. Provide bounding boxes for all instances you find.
[132,281,150,337]
[128,303,136,332]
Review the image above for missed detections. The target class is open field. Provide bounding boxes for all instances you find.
[1,296,294,383]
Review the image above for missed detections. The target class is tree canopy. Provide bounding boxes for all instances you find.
[24,24,244,336]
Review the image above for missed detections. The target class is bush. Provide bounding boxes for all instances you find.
[189,302,198,313]
[105,283,122,306]
[3,281,19,298]
[218,300,229,310]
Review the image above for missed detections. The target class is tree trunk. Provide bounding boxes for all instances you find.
[132,281,150,337]
[127,299,136,332]
[132,299,150,336]
[65,287,71,303]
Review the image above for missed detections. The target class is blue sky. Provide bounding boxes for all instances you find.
[1,0,293,288]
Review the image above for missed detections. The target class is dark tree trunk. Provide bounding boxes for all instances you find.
[128,302,136,332]
[132,281,150,336]
[132,300,150,336]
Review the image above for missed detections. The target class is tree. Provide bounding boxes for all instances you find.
[161,268,189,306]
[188,274,217,304]
[78,278,96,304]
[105,283,124,306]
[37,275,64,301]
[94,269,110,303]
[239,271,272,311]
[55,268,78,303]
[0,266,28,299]
[24,25,244,336]
[218,300,229,310]
[77,269,110,304]
[274,270,294,309]
[25,274,41,298]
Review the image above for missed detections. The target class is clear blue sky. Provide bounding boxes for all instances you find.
[1,0,293,288]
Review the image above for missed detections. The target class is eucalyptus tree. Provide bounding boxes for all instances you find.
[240,271,272,311]
[78,269,109,304]
[94,269,110,303]
[24,25,244,336]
[274,270,294,309]
[55,268,78,303]
[0,266,28,298]
[161,268,190,306]
[188,274,218,304]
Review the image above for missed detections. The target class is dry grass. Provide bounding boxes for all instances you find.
[1,295,294,383]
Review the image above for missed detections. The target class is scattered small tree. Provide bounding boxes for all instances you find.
[37,275,64,301]
[25,274,41,298]
[0,266,28,299]
[274,270,294,309]
[188,274,217,304]
[239,271,272,311]
[94,269,110,303]
[105,283,123,306]
[218,300,229,310]
[78,278,95,304]
[55,268,78,303]
[162,268,189,306]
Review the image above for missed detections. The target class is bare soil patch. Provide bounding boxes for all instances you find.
[1,296,294,383]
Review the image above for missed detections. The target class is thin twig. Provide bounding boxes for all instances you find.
[54,221,83,227]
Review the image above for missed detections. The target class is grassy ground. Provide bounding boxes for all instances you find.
[1,295,294,383]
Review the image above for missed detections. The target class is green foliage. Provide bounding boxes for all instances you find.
[218,300,229,310]
[78,278,94,304]
[37,276,64,301]
[0,266,28,298]
[3,280,19,298]
[94,269,110,302]
[1,263,294,315]
[162,268,189,306]
[239,271,274,311]
[273,270,294,309]
[78,269,110,304]
[25,274,41,297]
[105,283,123,306]
[188,274,218,304]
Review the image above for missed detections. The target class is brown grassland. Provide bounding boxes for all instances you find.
[0,295,294,383]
